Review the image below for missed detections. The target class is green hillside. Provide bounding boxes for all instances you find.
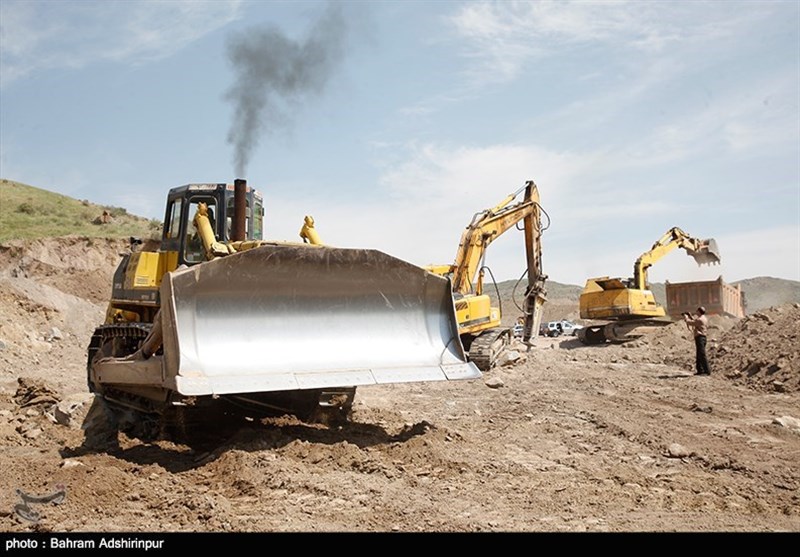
[0,179,161,242]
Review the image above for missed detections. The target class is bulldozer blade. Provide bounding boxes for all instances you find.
[159,244,481,397]
[689,238,721,266]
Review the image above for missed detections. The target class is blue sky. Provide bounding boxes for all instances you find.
[1,0,798,287]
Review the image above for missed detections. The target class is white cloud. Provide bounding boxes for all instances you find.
[261,141,677,284]
[448,0,781,85]
[642,74,800,162]
[516,69,799,184]
[0,0,242,86]
[262,142,583,277]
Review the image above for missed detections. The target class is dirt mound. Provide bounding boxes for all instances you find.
[710,304,800,393]
[605,307,800,393]
[0,237,127,304]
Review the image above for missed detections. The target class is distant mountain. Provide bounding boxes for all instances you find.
[490,275,799,325]
[731,277,800,313]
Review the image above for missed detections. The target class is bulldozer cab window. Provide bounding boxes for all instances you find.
[253,199,263,240]
[165,198,182,240]
[184,197,217,264]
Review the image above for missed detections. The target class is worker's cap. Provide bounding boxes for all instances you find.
[697,306,706,315]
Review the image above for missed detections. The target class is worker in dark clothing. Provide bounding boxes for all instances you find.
[683,306,711,375]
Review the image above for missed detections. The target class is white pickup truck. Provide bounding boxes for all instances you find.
[540,320,583,337]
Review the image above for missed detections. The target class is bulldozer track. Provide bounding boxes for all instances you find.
[87,323,153,365]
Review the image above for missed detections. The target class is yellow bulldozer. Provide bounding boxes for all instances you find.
[424,180,548,370]
[577,226,721,344]
[85,179,480,441]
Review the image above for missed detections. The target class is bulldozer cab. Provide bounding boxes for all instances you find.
[161,183,265,267]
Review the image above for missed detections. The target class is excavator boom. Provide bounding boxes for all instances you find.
[451,182,543,296]
[633,226,720,289]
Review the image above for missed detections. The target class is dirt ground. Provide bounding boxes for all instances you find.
[0,237,798,533]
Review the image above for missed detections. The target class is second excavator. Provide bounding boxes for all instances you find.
[425,180,549,370]
[577,226,721,344]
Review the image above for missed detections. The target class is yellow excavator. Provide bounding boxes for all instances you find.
[577,226,720,344]
[86,179,480,441]
[425,180,548,370]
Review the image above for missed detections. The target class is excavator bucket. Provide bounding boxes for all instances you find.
[688,238,721,266]
[158,244,481,397]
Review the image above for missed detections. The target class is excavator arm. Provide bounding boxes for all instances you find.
[632,227,720,290]
[436,180,548,348]
[450,181,545,296]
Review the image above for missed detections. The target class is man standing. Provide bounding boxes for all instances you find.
[684,307,711,375]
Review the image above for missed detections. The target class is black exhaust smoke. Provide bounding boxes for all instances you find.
[224,3,348,177]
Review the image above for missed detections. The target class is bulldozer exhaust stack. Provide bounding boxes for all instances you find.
[232,178,247,242]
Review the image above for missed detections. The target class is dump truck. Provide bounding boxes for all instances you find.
[424,180,548,370]
[85,179,480,442]
[665,276,746,319]
[577,226,720,344]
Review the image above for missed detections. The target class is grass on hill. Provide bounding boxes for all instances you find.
[0,179,161,242]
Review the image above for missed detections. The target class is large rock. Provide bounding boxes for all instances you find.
[54,392,95,428]
[497,350,524,367]
[772,416,800,432]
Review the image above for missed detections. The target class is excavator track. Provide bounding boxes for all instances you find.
[578,318,674,345]
[468,328,511,371]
